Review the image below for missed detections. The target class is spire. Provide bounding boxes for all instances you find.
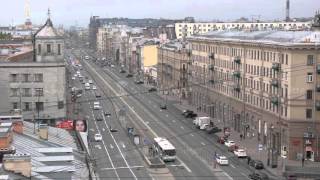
[45,8,53,27]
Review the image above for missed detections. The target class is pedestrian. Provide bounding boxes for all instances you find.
[240,134,243,141]
[247,156,251,165]
[302,157,305,167]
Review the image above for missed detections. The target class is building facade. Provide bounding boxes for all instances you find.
[0,16,66,124]
[186,29,320,162]
[157,42,190,99]
[175,21,312,39]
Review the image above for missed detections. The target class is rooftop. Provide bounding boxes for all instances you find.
[190,30,320,46]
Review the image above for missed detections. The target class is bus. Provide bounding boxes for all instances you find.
[153,137,176,162]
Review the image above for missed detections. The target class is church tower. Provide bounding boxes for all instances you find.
[34,9,64,62]
[24,0,32,29]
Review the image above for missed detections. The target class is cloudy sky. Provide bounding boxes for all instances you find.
[1,0,319,27]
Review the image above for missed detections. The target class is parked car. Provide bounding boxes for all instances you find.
[228,145,239,152]
[95,91,101,98]
[215,155,229,165]
[92,85,97,90]
[225,140,236,147]
[249,159,264,169]
[234,149,247,158]
[119,69,126,73]
[135,80,144,84]
[148,87,157,92]
[217,137,225,144]
[88,80,93,84]
[96,115,103,121]
[248,172,269,180]
[126,74,133,78]
[206,126,222,134]
[160,104,167,110]
[94,134,102,141]
[104,112,111,116]
[182,110,197,118]
[93,102,101,110]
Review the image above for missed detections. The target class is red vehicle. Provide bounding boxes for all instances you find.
[217,137,225,144]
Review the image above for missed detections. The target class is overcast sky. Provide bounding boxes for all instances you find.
[1,0,319,27]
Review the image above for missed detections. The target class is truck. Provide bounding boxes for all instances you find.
[193,117,211,130]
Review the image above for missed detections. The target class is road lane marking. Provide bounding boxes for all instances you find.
[230,164,235,168]
[190,134,194,137]
[101,166,144,170]
[180,126,184,129]
[223,171,234,180]
[166,114,169,117]
[201,142,206,146]
[172,120,176,123]
[110,144,114,149]
[102,128,105,131]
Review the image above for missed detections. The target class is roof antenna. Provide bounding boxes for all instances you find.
[47,8,51,19]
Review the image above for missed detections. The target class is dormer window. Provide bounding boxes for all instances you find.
[47,44,51,53]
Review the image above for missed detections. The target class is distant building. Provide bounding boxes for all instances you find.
[175,21,312,39]
[0,14,66,124]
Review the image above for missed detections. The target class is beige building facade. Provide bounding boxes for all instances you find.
[186,29,320,162]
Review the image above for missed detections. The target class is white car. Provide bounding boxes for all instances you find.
[85,83,90,90]
[93,102,100,110]
[71,76,76,80]
[94,134,102,141]
[216,155,229,165]
[88,80,93,84]
[92,85,97,90]
[234,149,247,158]
[225,140,236,147]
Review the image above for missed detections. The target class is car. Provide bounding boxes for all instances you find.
[160,104,167,110]
[94,134,102,141]
[71,77,76,80]
[126,74,133,78]
[215,155,229,165]
[110,64,115,68]
[88,80,93,84]
[206,126,222,134]
[95,92,101,98]
[119,69,126,73]
[85,83,90,90]
[217,137,225,144]
[148,87,157,92]
[182,109,193,116]
[248,172,269,180]
[92,85,97,90]
[228,144,239,152]
[85,56,89,60]
[234,149,247,158]
[96,116,103,121]
[185,111,197,118]
[135,80,144,84]
[93,102,101,110]
[249,160,264,169]
[225,140,236,147]
[104,112,111,116]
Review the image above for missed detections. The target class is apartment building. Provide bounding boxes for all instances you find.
[175,21,312,39]
[0,16,66,124]
[158,41,190,100]
[187,25,320,162]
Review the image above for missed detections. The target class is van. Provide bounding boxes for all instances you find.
[85,83,90,90]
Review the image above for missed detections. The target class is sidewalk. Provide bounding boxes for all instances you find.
[159,93,320,179]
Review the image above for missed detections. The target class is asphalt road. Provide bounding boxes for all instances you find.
[68,46,278,180]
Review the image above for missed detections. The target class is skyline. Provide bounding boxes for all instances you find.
[1,0,319,27]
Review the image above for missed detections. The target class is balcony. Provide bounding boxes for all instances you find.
[317,65,320,74]
[271,79,279,87]
[272,63,280,71]
[208,53,215,59]
[234,56,241,64]
[316,101,320,111]
[208,64,214,71]
[270,96,279,105]
[233,84,241,92]
[233,71,241,78]
[209,79,215,84]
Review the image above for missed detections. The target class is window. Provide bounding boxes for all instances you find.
[34,88,44,96]
[10,88,19,97]
[306,109,312,119]
[12,102,18,110]
[307,55,314,65]
[38,44,41,55]
[24,102,32,111]
[47,44,51,53]
[307,73,313,83]
[22,88,31,97]
[306,90,313,100]
[34,73,43,82]
[22,74,31,83]
[35,102,44,111]
[58,44,61,55]
[10,74,18,82]
[58,101,64,109]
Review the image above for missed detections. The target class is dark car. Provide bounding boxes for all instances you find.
[160,104,167,110]
[182,109,193,115]
[249,160,264,169]
[119,69,126,73]
[182,110,198,118]
[96,116,103,121]
[104,112,111,116]
[206,126,222,134]
[148,87,157,92]
[126,74,133,78]
[248,172,269,180]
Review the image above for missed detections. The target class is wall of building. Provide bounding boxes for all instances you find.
[0,63,66,121]
[142,45,158,67]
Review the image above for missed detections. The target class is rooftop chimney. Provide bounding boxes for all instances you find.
[286,0,290,22]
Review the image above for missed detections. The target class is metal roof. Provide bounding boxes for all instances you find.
[191,30,320,45]
[33,156,74,162]
[32,165,75,173]
[37,147,73,153]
